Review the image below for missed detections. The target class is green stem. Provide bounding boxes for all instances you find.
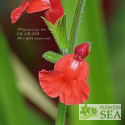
[68,0,86,54]
[55,100,67,125]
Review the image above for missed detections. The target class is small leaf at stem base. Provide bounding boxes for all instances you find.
[42,51,62,63]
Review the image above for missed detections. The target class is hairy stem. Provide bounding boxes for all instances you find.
[55,101,67,125]
[68,0,86,54]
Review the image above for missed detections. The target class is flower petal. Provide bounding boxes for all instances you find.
[11,1,29,24]
[59,78,90,105]
[39,69,64,98]
[79,60,89,80]
[26,0,50,13]
[55,54,89,80]
[45,0,64,24]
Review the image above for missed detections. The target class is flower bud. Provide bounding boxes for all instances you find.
[74,42,89,61]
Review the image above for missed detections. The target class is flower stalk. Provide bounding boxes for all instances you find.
[55,101,67,125]
[68,0,86,54]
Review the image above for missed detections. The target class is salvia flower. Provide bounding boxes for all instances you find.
[11,0,64,24]
[39,43,90,105]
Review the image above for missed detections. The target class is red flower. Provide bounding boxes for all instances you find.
[11,0,64,24]
[39,43,90,105]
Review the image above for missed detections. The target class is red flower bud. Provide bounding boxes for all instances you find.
[74,42,89,61]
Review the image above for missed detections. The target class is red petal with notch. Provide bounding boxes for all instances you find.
[59,78,90,105]
[39,69,64,98]
[11,1,29,24]
[45,0,64,24]
[27,0,50,13]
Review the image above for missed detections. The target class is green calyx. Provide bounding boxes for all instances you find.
[41,15,68,52]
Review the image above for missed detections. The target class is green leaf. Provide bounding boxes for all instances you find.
[0,28,33,125]
[42,51,62,63]
[28,107,53,125]
[0,95,6,125]
[12,53,57,120]
[109,0,125,116]
[41,15,68,51]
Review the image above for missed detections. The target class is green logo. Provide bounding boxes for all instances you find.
[79,104,121,120]
[80,104,98,119]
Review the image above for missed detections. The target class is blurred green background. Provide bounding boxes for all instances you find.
[0,0,124,125]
